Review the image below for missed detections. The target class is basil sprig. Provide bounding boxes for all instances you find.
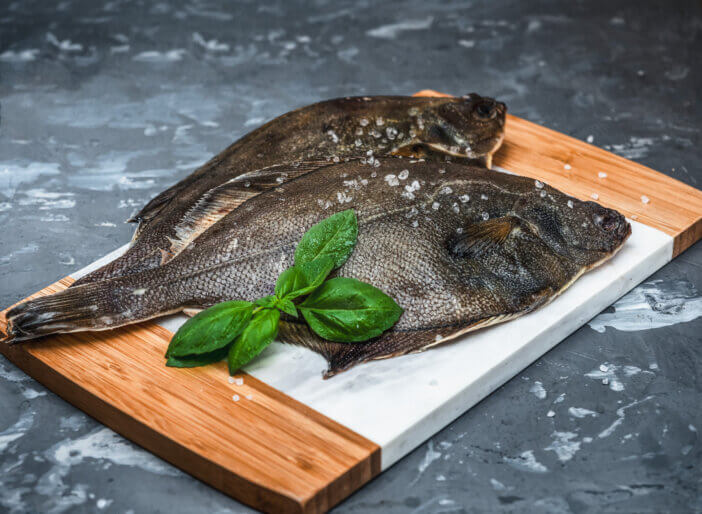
[165,209,403,375]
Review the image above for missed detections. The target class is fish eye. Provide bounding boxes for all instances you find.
[597,212,620,232]
[473,101,496,120]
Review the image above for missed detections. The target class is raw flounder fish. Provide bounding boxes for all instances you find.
[4,158,630,377]
[71,94,506,288]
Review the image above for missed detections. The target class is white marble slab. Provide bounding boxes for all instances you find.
[70,213,673,471]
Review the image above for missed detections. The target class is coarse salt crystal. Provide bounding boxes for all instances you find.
[398,169,409,180]
[534,180,543,189]
[232,394,240,401]
[480,194,488,200]
[598,172,607,178]
[234,377,244,386]
[432,201,440,210]
[641,195,650,204]
[591,193,599,200]
[567,200,574,209]
[586,135,594,143]
[435,335,442,341]
[482,212,489,220]
[547,410,555,417]
[228,377,235,384]
[564,163,572,170]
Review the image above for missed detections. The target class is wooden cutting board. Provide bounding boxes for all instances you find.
[2,90,701,514]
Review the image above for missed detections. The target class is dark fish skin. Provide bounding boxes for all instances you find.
[4,158,630,377]
[71,94,506,287]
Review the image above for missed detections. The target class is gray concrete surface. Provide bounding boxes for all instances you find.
[1,1,700,512]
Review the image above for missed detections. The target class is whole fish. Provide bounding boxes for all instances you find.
[72,94,506,287]
[4,158,630,377]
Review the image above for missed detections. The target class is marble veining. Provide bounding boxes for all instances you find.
[1,0,700,512]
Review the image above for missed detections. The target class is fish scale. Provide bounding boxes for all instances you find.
[70,94,506,288]
[4,158,630,377]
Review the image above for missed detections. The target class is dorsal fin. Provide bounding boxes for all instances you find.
[164,161,331,262]
[447,216,519,258]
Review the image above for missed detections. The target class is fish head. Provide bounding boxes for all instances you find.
[405,93,506,168]
[517,191,631,268]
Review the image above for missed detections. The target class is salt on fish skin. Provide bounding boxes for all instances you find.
[4,159,630,378]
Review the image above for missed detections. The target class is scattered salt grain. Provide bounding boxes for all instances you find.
[641,195,650,204]
[354,139,362,147]
[567,200,574,209]
[459,194,470,203]
[564,163,572,170]
[602,378,609,385]
[591,193,599,200]
[540,190,546,198]
[384,174,399,186]
[586,135,594,143]
[435,335,442,342]
[234,377,244,386]
[376,117,384,126]
[438,168,446,174]
[360,118,369,127]
[232,394,240,402]
[547,410,555,417]
[456,227,463,234]
[228,377,235,384]
[398,169,409,180]
[480,194,488,200]
[432,201,440,210]
[482,212,489,220]
[598,172,607,178]
[534,180,544,189]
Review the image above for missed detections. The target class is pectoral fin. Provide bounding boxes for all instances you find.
[447,215,519,259]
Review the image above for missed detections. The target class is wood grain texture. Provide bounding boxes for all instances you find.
[0,278,380,514]
[3,91,701,514]
[414,89,702,257]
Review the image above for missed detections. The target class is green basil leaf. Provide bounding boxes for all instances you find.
[275,298,298,318]
[255,295,277,309]
[275,256,334,300]
[299,277,403,343]
[166,300,254,358]
[228,309,280,374]
[294,209,357,269]
[166,345,230,368]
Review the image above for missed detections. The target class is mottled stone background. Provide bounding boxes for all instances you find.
[1,1,700,512]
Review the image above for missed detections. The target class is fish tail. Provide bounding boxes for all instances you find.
[3,270,182,343]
